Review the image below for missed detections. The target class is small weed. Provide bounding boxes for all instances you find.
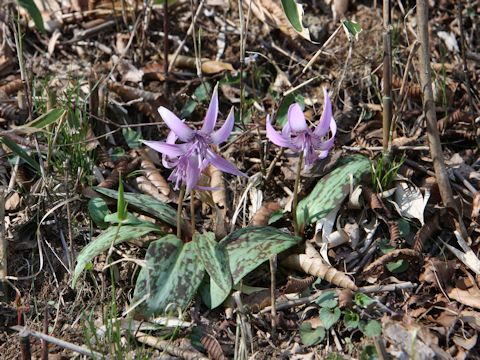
[371,154,404,192]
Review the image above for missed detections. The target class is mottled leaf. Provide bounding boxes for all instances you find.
[193,232,232,308]
[296,155,371,227]
[95,187,177,226]
[132,235,205,316]
[72,223,161,287]
[219,226,300,284]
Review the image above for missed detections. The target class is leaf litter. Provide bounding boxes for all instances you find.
[0,0,479,359]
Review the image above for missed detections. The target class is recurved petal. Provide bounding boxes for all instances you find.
[158,106,194,141]
[201,83,219,134]
[165,130,178,144]
[266,115,292,148]
[185,156,201,194]
[211,107,234,144]
[142,140,186,157]
[207,150,247,177]
[312,117,337,151]
[288,103,308,132]
[313,88,333,137]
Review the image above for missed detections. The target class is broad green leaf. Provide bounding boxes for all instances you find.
[117,175,127,221]
[354,293,375,308]
[88,197,110,229]
[296,155,371,227]
[343,310,360,329]
[132,235,205,316]
[361,320,382,338]
[342,20,362,40]
[299,323,326,346]
[315,290,338,309]
[0,136,40,173]
[16,0,45,32]
[280,0,316,42]
[219,226,300,284]
[95,188,177,227]
[72,223,161,287]
[319,307,341,329]
[268,210,284,225]
[19,108,65,133]
[193,232,232,308]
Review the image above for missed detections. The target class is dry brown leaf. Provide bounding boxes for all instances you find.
[168,55,234,74]
[472,192,480,221]
[134,176,170,203]
[139,152,170,197]
[207,165,228,214]
[249,202,281,226]
[453,333,478,351]
[363,249,422,283]
[98,157,140,189]
[448,288,480,310]
[246,0,298,40]
[281,276,315,294]
[200,334,227,360]
[282,253,358,291]
[419,258,457,290]
[5,192,20,211]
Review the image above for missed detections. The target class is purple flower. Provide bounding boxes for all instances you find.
[266,88,337,166]
[142,84,247,193]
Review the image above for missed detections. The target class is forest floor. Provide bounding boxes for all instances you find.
[0,0,479,359]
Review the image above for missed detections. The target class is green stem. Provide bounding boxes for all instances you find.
[177,185,186,239]
[190,189,196,237]
[293,152,303,236]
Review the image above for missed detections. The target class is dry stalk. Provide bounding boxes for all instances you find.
[0,187,7,301]
[416,0,469,241]
[382,0,393,153]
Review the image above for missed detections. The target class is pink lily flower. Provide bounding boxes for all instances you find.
[266,88,337,166]
[142,84,247,193]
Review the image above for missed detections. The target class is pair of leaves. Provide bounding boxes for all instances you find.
[132,227,300,316]
[296,155,371,227]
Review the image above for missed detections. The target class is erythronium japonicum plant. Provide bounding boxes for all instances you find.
[142,83,247,237]
[267,88,337,235]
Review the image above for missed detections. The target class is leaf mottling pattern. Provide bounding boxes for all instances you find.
[219,226,300,284]
[296,155,371,227]
[132,235,205,316]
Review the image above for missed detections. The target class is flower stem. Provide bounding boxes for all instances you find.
[293,152,303,237]
[177,185,186,239]
[190,189,196,237]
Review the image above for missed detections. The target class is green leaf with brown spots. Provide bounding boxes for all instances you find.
[132,235,205,316]
[95,187,177,226]
[219,226,300,284]
[193,232,232,308]
[71,222,161,287]
[296,155,371,227]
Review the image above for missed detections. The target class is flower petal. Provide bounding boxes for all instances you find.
[207,150,247,177]
[313,88,333,138]
[158,106,194,141]
[211,107,234,144]
[201,83,219,134]
[313,117,337,151]
[266,115,293,148]
[288,103,308,132]
[142,140,186,157]
[185,157,201,194]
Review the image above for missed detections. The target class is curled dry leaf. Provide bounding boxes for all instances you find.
[98,157,141,189]
[282,253,358,291]
[5,192,20,211]
[448,287,480,310]
[338,289,353,309]
[139,152,170,197]
[419,258,457,290]
[133,176,170,203]
[200,333,227,360]
[249,202,281,226]
[207,165,228,215]
[167,55,234,74]
[413,210,447,252]
[471,192,480,221]
[281,276,316,294]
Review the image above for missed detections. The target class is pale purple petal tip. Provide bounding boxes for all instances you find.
[158,106,194,141]
[266,115,292,148]
[142,140,185,157]
[287,103,308,133]
[201,83,219,134]
[313,117,337,151]
[211,107,234,145]
[207,150,247,177]
[314,88,333,138]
